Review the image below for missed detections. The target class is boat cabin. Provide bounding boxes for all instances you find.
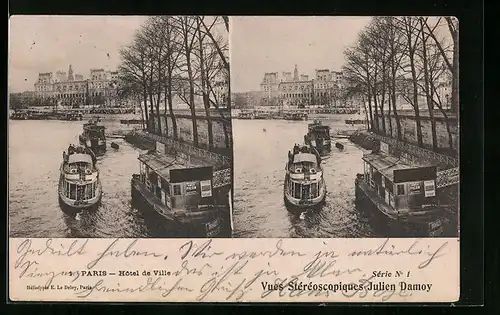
[61,150,99,201]
[83,123,106,139]
[138,152,215,211]
[286,146,323,201]
[362,152,437,211]
[307,121,330,139]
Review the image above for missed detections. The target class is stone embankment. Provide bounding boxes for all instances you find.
[124,130,155,150]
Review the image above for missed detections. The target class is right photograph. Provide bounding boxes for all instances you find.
[230,16,459,238]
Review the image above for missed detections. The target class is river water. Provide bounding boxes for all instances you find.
[10,116,410,238]
[232,117,381,238]
[8,118,163,238]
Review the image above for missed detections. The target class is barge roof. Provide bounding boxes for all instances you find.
[362,152,435,182]
[138,152,214,180]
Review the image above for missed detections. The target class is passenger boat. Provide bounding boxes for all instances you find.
[10,112,28,120]
[283,144,326,212]
[131,148,230,238]
[345,119,367,125]
[355,145,445,236]
[304,120,331,156]
[283,112,308,121]
[79,119,106,155]
[253,110,267,119]
[237,111,254,119]
[58,145,102,213]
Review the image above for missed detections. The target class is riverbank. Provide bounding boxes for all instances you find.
[348,131,380,151]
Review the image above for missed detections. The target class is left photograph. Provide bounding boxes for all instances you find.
[8,15,232,238]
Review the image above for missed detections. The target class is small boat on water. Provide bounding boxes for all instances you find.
[10,112,28,120]
[79,119,106,155]
[335,142,344,150]
[237,111,254,119]
[283,144,326,212]
[284,112,308,121]
[304,120,331,156]
[253,110,268,119]
[58,145,102,213]
[111,142,119,149]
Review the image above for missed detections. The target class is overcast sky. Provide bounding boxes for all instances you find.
[230,16,372,93]
[9,15,146,92]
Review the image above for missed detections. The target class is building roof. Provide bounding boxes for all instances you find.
[68,153,93,164]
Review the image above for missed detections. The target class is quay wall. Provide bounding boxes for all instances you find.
[374,111,458,155]
[149,109,233,153]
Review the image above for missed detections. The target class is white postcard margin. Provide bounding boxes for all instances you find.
[9,237,460,302]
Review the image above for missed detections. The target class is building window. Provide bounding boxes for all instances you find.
[397,184,405,196]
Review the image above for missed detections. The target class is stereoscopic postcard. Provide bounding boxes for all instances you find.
[8,15,460,303]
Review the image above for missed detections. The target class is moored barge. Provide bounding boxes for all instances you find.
[284,144,326,212]
[131,142,231,237]
[355,146,445,236]
[304,120,331,156]
[58,145,102,214]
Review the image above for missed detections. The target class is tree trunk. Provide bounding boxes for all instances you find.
[420,18,438,150]
[406,19,423,147]
[183,25,199,146]
[197,23,213,149]
[380,65,387,135]
[387,86,393,136]
[367,86,374,132]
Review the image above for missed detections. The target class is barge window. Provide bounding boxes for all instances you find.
[397,184,405,196]
[173,184,181,196]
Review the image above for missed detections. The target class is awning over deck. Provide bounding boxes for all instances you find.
[293,153,317,164]
[68,153,93,165]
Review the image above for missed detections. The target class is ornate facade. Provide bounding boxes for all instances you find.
[34,65,119,106]
[260,65,345,107]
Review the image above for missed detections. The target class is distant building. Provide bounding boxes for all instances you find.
[259,65,346,107]
[34,65,120,107]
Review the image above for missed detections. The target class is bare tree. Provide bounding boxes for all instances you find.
[175,16,200,145]
[418,17,438,150]
[425,17,458,113]
[398,16,424,147]
[119,39,150,129]
[342,33,377,131]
